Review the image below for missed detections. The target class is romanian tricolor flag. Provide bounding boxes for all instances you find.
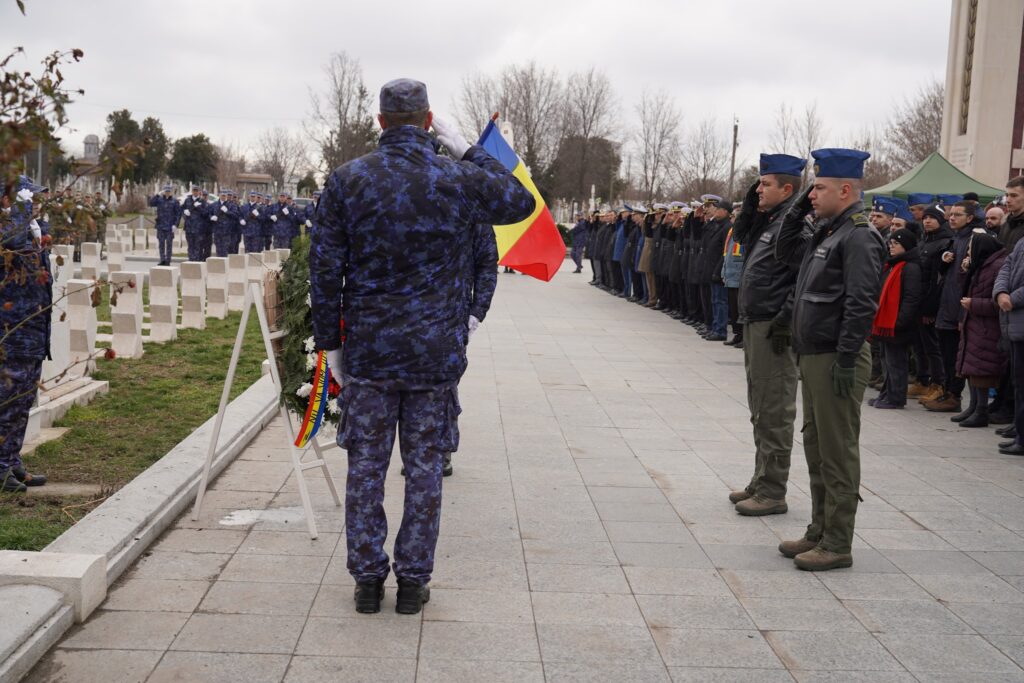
[294,351,329,448]
[477,116,564,281]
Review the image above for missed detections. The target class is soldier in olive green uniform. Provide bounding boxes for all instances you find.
[774,148,886,571]
[728,153,807,516]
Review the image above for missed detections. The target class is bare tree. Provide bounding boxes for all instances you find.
[676,117,729,198]
[796,102,826,182]
[214,140,246,190]
[884,80,944,173]
[453,72,499,137]
[453,61,565,174]
[307,51,378,173]
[769,103,797,155]
[559,68,617,201]
[633,91,681,202]
[843,126,900,189]
[253,126,307,188]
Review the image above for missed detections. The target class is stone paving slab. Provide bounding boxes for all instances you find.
[27,265,1024,681]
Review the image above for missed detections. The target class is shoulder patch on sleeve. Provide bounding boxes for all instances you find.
[851,212,869,228]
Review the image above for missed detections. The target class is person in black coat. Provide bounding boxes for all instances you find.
[871,229,924,409]
[909,215,953,400]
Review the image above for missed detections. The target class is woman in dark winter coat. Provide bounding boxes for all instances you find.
[954,229,1009,427]
[871,229,924,408]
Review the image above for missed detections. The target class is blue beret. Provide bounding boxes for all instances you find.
[937,194,963,206]
[907,192,934,206]
[872,196,900,216]
[892,198,913,222]
[811,148,870,179]
[759,153,806,177]
[379,78,429,113]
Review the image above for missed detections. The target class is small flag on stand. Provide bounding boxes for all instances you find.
[477,114,564,281]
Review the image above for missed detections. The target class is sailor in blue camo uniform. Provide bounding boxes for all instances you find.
[310,78,534,614]
[212,189,242,257]
[181,186,207,261]
[149,184,182,266]
[202,190,219,260]
[269,192,299,249]
[240,191,263,254]
[303,190,320,236]
[260,194,274,251]
[1,176,52,492]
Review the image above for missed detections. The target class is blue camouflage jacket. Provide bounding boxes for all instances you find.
[215,200,242,233]
[468,224,499,322]
[239,202,261,235]
[310,125,535,383]
[269,201,300,238]
[149,194,182,230]
[1,197,52,360]
[182,195,207,231]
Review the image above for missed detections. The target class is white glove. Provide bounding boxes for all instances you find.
[183,209,191,217]
[270,215,278,222]
[326,348,344,379]
[220,205,228,213]
[16,188,33,203]
[66,216,72,223]
[76,204,83,209]
[251,209,259,217]
[468,315,481,339]
[240,219,246,226]
[432,115,471,160]
[210,215,218,222]
[305,219,312,228]
[282,207,290,215]
[30,219,41,240]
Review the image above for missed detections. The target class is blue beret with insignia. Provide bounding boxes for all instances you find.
[810,148,870,179]
[759,153,806,177]
[907,192,935,206]
[937,194,963,206]
[872,196,900,216]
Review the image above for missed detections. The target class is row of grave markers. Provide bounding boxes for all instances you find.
[42,244,289,388]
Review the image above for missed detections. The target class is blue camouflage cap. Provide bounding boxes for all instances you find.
[937,193,963,206]
[18,175,45,193]
[759,153,806,177]
[379,78,429,113]
[811,148,870,179]
[162,184,173,192]
[907,192,934,207]
[872,196,900,216]
[312,190,322,197]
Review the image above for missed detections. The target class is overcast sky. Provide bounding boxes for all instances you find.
[5,0,951,174]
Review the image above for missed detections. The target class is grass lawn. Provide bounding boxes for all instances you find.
[0,311,268,551]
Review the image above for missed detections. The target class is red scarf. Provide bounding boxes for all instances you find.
[872,261,905,338]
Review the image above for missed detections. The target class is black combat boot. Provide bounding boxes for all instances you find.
[354,580,385,614]
[396,579,430,615]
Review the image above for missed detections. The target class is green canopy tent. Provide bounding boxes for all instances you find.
[864,152,1005,204]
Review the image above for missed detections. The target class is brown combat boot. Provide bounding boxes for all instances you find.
[728,489,752,504]
[778,537,818,558]
[923,393,961,412]
[918,384,945,403]
[735,495,788,516]
[794,546,853,571]
[906,381,930,398]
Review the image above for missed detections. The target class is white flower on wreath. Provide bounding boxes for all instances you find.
[305,292,311,308]
[327,398,340,415]
[296,382,313,398]
[305,353,316,371]
[304,336,315,353]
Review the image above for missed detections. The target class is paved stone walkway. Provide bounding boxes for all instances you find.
[28,266,1024,682]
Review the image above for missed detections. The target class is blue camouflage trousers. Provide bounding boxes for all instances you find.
[185,229,203,261]
[337,376,461,585]
[157,229,174,264]
[243,233,263,255]
[0,357,43,471]
[214,229,234,257]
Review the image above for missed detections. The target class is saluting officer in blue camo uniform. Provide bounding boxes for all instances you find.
[310,78,535,615]
[303,190,320,236]
[181,185,207,261]
[203,190,219,260]
[213,189,242,257]
[240,191,263,253]
[259,193,274,251]
[269,192,299,249]
[149,184,182,266]
[1,177,52,493]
